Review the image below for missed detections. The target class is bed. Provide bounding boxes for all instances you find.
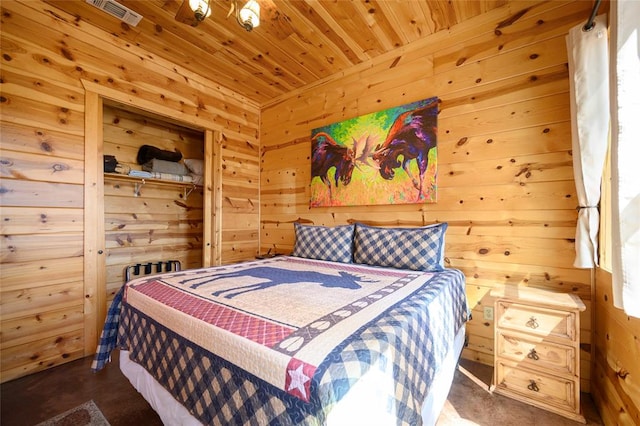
[93,222,469,425]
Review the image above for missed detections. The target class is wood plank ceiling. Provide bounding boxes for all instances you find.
[45,0,509,105]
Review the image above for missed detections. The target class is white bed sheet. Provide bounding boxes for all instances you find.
[119,324,466,425]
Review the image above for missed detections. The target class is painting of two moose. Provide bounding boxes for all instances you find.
[310,96,439,207]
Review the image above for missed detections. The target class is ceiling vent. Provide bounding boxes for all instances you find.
[85,0,143,27]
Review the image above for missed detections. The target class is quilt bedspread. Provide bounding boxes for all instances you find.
[107,256,468,425]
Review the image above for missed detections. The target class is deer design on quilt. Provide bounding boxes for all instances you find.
[181,266,377,299]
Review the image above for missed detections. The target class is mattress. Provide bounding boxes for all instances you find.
[96,256,469,425]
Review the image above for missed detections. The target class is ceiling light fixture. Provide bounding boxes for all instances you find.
[234,0,260,31]
[176,0,260,31]
[191,0,212,23]
[175,0,212,26]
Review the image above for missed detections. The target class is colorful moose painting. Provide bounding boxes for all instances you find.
[310,97,439,207]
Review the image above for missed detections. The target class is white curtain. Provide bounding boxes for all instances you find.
[566,14,610,268]
[610,0,640,318]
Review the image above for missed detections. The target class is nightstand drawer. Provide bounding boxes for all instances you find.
[496,331,576,375]
[496,301,576,342]
[495,359,577,413]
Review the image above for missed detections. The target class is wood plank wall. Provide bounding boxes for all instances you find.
[593,269,640,425]
[0,0,259,382]
[260,1,594,392]
[102,104,205,300]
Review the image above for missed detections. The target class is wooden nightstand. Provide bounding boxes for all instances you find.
[491,286,586,423]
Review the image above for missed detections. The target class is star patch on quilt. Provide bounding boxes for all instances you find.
[285,358,316,402]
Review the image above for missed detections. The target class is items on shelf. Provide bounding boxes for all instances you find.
[137,144,182,164]
[104,146,203,190]
[115,162,131,174]
[128,170,153,178]
[143,158,189,176]
[104,154,132,175]
[103,155,117,172]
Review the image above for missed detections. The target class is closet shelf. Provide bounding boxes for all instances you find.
[104,173,201,198]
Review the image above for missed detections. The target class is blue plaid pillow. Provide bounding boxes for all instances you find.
[353,223,447,271]
[292,223,355,263]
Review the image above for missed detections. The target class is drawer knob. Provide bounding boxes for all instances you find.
[527,348,540,360]
[527,380,540,392]
[526,316,539,329]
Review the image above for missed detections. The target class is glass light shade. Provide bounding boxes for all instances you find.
[189,0,212,20]
[239,0,260,29]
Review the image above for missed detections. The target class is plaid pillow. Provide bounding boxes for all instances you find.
[292,223,355,263]
[353,223,447,271]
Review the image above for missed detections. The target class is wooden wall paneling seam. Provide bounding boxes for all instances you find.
[1,281,84,321]
[1,306,84,348]
[0,330,84,379]
[0,35,86,92]
[0,151,85,185]
[434,38,571,100]
[0,67,85,112]
[104,231,203,248]
[0,122,85,161]
[0,257,84,291]
[258,181,578,212]
[1,234,83,263]
[439,94,571,140]
[439,151,574,187]
[0,183,83,210]
[103,105,205,136]
[0,94,84,137]
[221,162,261,181]
[437,66,570,116]
[0,52,85,92]
[102,199,200,217]
[104,247,199,266]
[83,90,104,354]
[431,3,592,76]
[438,123,572,163]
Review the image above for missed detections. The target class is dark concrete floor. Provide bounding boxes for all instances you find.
[0,353,603,426]
[0,350,162,426]
[439,360,604,426]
